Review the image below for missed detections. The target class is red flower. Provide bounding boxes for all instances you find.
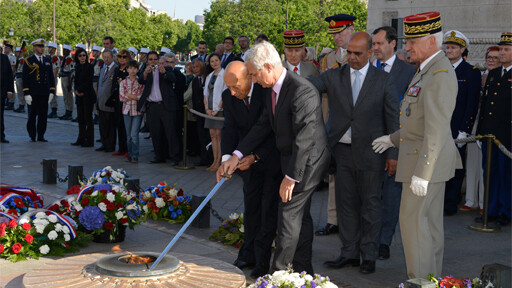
[8,209,18,216]
[107,203,115,211]
[100,189,107,195]
[34,203,41,208]
[66,185,81,195]
[104,222,114,230]
[159,181,165,186]
[60,199,70,208]
[0,243,4,253]
[8,219,17,228]
[22,223,31,231]
[234,242,242,248]
[24,234,33,243]
[81,197,90,206]
[48,204,59,211]
[110,190,116,194]
[0,228,5,237]
[101,199,110,204]
[14,198,24,208]
[177,189,184,196]
[120,218,128,224]
[0,223,6,229]
[440,276,464,288]
[11,242,22,254]
[106,171,111,177]
[116,203,124,209]
[85,189,92,195]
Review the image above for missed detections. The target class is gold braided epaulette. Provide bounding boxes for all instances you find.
[433,68,448,75]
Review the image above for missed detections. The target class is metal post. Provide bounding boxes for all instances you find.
[68,165,83,188]
[191,194,210,228]
[124,178,140,193]
[174,105,195,170]
[469,135,500,232]
[42,159,57,184]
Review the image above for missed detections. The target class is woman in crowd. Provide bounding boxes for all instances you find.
[110,49,131,157]
[119,60,144,163]
[481,46,500,86]
[71,47,96,147]
[185,62,194,86]
[203,53,226,171]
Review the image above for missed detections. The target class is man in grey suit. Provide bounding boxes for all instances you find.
[371,26,416,260]
[95,49,118,152]
[282,30,319,77]
[309,32,399,274]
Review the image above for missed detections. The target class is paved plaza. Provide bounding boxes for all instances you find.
[0,96,510,287]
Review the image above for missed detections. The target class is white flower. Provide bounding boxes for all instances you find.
[116,211,124,220]
[48,230,58,240]
[91,191,98,197]
[106,193,115,202]
[304,274,313,282]
[98,202,107,212]
[35,212,46,219]
[229,213,239,220]
[18,218,29,224]
[155,197,166,208]
[168,188,177,198]
[239,224,244,233]
[144,191,152,198]
[39,244,50,255]
[74,203,83,211]
[143,205,148,213]
[64,234,70,242]
[54,223,63,232]
[35,224,45,234]
[34,218,49,227]
[62,225,70,234]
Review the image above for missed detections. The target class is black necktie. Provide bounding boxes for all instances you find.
[244,97,250,109]
[103,66,110,81]
[380,62,387,71]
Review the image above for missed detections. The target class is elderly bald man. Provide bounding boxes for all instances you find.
[217,61,281,278]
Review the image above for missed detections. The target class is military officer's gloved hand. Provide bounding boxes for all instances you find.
[372,135,394,154]
[24,95,32,106]
[456,131,468,148]
[410,175,429,197]
[476,140,482,149]
[48,93,55,104]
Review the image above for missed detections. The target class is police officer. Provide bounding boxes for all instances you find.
[58,44,74,120]
[23,39,56,142]
[476,32,512,226]
[442,30,481,216]
[47,42,61,118]
[13,47,26,113]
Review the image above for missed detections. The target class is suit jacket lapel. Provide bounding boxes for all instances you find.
[275,73,291,123]
[342,66,353,107]
[354,65,374,109]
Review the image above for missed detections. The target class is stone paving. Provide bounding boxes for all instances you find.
[0,95,510,288]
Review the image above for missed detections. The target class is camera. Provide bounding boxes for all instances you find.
[152,65,159,69]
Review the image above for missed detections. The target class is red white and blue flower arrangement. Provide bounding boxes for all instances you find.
[138,181,193,224]
[249,269,338,288]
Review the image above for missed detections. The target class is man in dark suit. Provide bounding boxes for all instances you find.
[371,26,416,260]
[1,53,14,143]
[191,58,212,166]
[96,49,117,152]
[164,52,185,160]
[219,41,330,275]
[137,51,179,165]
[237,36,250,61]
[309,32,399,274]
[22,39,56,142]
[191,41,208,62]
[218,61,281,278]
[442,30,481,216]
[221,37,236,68]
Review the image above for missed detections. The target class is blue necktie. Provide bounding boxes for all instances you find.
[352,70,361,106]
[380,62,387,71]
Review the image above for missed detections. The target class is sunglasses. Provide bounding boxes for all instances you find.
[118,55,128,58]
[148,58,158,61]
[78,54,87,57]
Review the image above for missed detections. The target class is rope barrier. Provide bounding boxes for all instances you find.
[454,134,511,159]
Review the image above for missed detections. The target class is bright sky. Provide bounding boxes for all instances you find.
[145,0,212,22]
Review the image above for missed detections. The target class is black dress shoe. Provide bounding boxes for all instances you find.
[360,260,375,274]
[315,223,338,236]
[37,138,48,142]
[95,146,105,151]
[444,209,457,216]
[378,245,390,260]
[232,259,255,269]
[149,158,166,164]
[496,215,510,226]
[250,265,268,278]
[71,142,83,146]
[1,138,9,143]
[30,137,36,142]
[96,139,102,142]
[81,143,93,147]
[324,256,360,268]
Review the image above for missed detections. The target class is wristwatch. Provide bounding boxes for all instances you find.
[252,153,260,163]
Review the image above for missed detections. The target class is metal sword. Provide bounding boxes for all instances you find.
[149,176,228,270]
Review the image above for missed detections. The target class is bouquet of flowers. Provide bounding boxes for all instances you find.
[47,197,78,218]
[0,188,43,217]
[74,183,143,241]
[209,213,244,248]
[419,274,494,288]
[85,166,129,185]
[0,219,38,262]
[139,182,193,224]
[249,269,338,288]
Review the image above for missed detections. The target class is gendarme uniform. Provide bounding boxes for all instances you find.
[59,44,74,119]
[389,12,461,279]
[282,30,319,77]
[47,42,61,113]
[15,47,26,107]
[476,32,512,222]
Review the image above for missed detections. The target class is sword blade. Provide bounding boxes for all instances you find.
[149,177,227,270]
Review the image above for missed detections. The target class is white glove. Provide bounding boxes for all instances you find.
[372,135,394,154]
[476,140,482,149]
[456,131,468,148]
[48,93,55,104]
[24,95,32,106]
[410,175,429,197]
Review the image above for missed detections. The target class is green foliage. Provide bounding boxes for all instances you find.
[209,213,244,248]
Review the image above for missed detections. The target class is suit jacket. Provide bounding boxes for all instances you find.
[192,76,205,113]
[74,62,97,105]
[309,64,399,170]
[96,63,118,112]
[173,68,186,109]
[390,52,462,183]
[220,52,235,69]
[191,53,208,62]
[221,84,281,177]
[477,66,511,147]
[0,54,14,97]
[450,60,481,138]
[22,54,56,97]
[237,70,329,192]
[137,67,177,112]
[283,60,319,78]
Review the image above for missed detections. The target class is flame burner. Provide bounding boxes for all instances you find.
[95,252,179,277]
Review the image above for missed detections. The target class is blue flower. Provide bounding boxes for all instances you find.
[168,206,174,212]
[79,206,106,230]
[230,228,236,233]
[176,209,182,215]
[171,212,177,219]
[126,200,142,219]
[311,281,317,288]
[177,196,184,202]
[22,207,27,211]
[102,177,107,183]
[152,191,158,197]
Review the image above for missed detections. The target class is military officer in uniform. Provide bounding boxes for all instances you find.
[442,30,481,216]
[282,30,319,77]
[58,44,74,120]
[315,13,356,237]
[47,42,61,118]
[372,12,461,278]
[476,32,512,226]
[13,47,26,113]
[3,42,16,111]
[23,39,56,142]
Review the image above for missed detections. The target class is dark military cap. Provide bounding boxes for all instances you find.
[404,11,442,39]
[324,14,356,34]
[498,32,512,45]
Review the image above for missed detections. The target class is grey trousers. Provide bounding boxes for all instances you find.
[60,76,73,111]
[15,78,25,106]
